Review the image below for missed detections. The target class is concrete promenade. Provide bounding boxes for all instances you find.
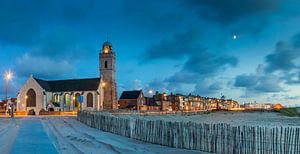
[11,118,58,154]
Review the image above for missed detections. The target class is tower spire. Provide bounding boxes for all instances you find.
[106,33,109,42]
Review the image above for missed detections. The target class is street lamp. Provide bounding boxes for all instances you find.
[148,90,153,95]
[4,71,13,103]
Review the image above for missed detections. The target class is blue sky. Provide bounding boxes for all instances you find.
[1,0,300,106]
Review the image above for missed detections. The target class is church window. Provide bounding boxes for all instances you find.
[75,93,80,108]
[105,61,108,68]
[26,89,36,107]
[53,94,60,102]
[87,93,93,107]
[64,94,71,107]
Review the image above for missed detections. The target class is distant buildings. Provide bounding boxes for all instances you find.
[242,103,284,110]
[118,91,240,111]
[0,98,16,110]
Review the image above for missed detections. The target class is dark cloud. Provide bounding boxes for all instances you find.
[122,0,187,32]
[143,29,201,61]
[122,0,287,35]
[166,53,237,84]
[31,27,94,60]
[234,73,283,93]
[183,0,279,25]
[0,0,104,80]
[194,81,222,96]
[265,41,299,73]
[234,74,259,88]
[264,32,300,84]
[234,32,300,96]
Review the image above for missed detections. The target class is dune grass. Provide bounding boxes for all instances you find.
[275,107,300,117]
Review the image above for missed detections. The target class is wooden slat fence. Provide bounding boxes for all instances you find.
[78,110,300,153]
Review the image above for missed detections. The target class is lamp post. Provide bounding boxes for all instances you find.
[4,71,12,117]
[4,71,12,103]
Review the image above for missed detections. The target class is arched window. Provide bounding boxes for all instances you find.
[87,93,93,107]
[53,94,59,102]
[105,61,108,68]
[75,93,80,107]
[64,94,71,107]
[26,89,36,107]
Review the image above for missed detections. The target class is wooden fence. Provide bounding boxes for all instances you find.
[78,110,300,153]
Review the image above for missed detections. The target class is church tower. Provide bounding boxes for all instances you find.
[100,41,117,110]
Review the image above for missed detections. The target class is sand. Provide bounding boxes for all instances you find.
[118,111,300,127]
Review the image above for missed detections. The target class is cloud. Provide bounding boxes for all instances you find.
[234,74,259,88]
[15,53,74,79]
[234,32,300,96]
[31,27,94,60]
[194,81,222,96]
[143,29,201,61]
[234,66,283,94]
[182,0,280,25]
[265,41,300,73]
[122,0,187,32]
[122,0,293,35]
[165,47,238,85]
[143,29,238,95]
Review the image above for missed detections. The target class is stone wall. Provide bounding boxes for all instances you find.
[78,110,300,153]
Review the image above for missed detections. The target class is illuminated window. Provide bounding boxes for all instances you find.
[64,94,71,107]
[75,93,80,107]
[53,94,60,102]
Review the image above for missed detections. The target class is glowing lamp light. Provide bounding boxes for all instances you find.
[73,96,76,100]
[104,46,109,53]
[25,95,28,99]
[148,90,153,94]
[4,71,13,81]
[101,82,106,88]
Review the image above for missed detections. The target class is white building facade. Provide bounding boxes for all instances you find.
[17,75,104,115]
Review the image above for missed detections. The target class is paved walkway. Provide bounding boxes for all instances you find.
[11,118,58,154]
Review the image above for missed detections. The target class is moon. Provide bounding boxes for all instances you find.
[233,35,237,40]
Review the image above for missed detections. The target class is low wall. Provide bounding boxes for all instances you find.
[78,110,300,153]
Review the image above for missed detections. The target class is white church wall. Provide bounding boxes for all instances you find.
[17,76,45,115]
[45,92,53,109]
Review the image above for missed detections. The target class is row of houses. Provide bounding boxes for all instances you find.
[118,90,240,111]
[241,103,284,110]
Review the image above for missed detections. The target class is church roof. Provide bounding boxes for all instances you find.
[34,77,101,92]
[119,90,142,99]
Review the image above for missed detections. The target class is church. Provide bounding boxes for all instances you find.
[16,41,118,115]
